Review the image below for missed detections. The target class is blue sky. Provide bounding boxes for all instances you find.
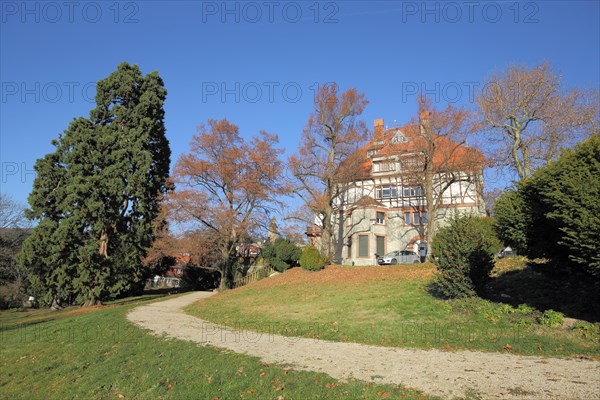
[1,0,599,209]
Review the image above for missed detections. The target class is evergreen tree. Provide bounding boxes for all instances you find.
[20,63,171,307]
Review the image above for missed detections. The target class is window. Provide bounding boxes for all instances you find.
[391,130,407,143]
[422,212,428,223]
[404,212,411,225]
[376,211,385,224]
[376,185,397,199]
[401,155,424,171]
[413,212,420,225]
[358,234,369,257]
[402,185,423,198]
[347,236,352,258]
[373,161,395,173]
[367,150,377,158]
[346,211,352,226]
[376,235,385,256]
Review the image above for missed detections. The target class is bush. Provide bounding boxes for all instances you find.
[493,135,600,280]
[0,282,27,309]
[539,309,565,327]
[299,246,327,271]
[183,265,221,290]
[492,190,529,255]
[431,215,497,298]
[262,238,302,272]
[528,134,600,278]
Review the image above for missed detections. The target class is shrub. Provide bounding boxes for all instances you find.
[492,190,529,255]
[493,135,600,280]
[183,265,221,290]
[299,246,327,271]
[528,134,600,278]
[0,282,27,309]
[262,238,302,272]
[539,309,564,327]
[571,322,599,340]
[431,215,497,298]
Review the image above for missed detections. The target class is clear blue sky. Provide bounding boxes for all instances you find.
[1,1,599,208]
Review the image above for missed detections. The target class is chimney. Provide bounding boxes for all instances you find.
[419,110,431,134]
[374,118,384,141]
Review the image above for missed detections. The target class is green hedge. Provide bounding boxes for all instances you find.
[431,215,498,298]
[299,246,327,271]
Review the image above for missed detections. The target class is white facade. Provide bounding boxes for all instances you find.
[334,172,485,266]
[319,120,486,266]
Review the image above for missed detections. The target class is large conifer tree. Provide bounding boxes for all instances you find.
[20,63,171,307]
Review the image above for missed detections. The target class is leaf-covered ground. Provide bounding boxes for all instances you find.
[188,263,599,357]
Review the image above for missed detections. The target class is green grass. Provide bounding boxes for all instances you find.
[187,263,600,357]
[0,292,433,400]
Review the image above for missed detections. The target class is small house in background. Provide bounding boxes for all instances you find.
[307,116,486,266]
[148,253,190,288]
[165,253,190,278]
[236,243,262,258]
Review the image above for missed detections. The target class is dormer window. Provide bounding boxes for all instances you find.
[373,160,395,173]
[367,150,377,158]
[391,130,408,144]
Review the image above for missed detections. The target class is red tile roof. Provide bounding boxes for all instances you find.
[346,124,485,179]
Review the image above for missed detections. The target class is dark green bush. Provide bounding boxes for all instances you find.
[262,237,302,272]
[525,134,600,278]
[493,190,529,255]
[183,265,221,290]
[299,246,327,272]
[431,215,497,298]
[493,134,600,280]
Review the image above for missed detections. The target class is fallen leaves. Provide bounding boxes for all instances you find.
[240,389,256,397]
[244,264,435,290]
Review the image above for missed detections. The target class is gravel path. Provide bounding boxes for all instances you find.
[127,291,600,400]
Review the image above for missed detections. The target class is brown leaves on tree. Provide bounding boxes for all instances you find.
[289,83,369,258]
[167,119,288,287]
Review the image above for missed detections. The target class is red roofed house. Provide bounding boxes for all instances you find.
[310,113,486,266]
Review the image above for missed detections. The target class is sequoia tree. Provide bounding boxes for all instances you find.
[20,63,171,307]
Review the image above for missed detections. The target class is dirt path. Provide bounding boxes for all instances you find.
[127,291,600,400]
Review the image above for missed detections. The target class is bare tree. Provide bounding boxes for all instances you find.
[0,194,31,307]
[399,98,485,256]
[289,84,369,259]
[169,119,286,288]
[477,62,595,180]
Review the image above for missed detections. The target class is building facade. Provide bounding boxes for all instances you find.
[310,116,486,266]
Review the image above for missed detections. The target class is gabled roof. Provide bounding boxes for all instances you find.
[352,196,386,208]
[349,123,485,179]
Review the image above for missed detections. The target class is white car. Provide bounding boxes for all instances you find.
[377,250,420,265]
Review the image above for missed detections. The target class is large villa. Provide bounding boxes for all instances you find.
[307,113,486,266]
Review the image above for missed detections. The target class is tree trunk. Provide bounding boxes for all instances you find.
[50,295,63,311]
[82,298,102,307]
[99,227,109,257]
[423,164,436,261]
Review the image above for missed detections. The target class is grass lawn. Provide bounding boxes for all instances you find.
[187,261,600,358]
[0,292,433,400]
